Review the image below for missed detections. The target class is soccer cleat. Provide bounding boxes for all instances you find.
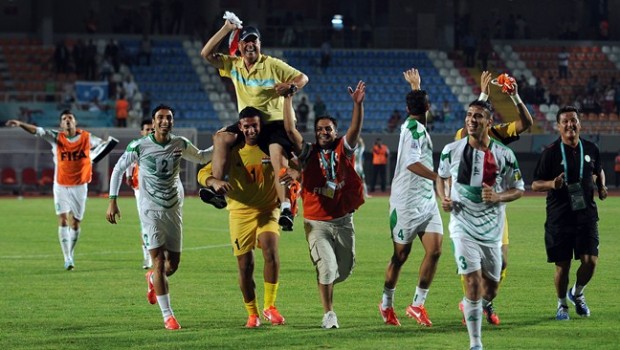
[568,289,591,317]
[405,304,432,327]
[245,314,261,328]
[556,304,570,320]
[458,300,466,325]
[378,303,401,326]
[483,302,500,325]
[321,311,339,329]
[164,315,181,330]
[64,259,74,271]
[278,208,294,231]
[262,306,285,325]
[145,271,157,305]
[199,187,227,209]
[470,346,483,350]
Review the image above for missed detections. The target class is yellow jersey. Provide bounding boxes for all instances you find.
[454,121,519,145]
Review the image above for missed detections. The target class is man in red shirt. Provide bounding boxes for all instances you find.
[281,81,366,329]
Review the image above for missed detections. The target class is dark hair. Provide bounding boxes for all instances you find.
[556,105,579,123]
[406,90,429,116]
[140,119,152,129]
[468,99,494,117]
[59,109,74,120]
[151,104,175,118]
[314,115,338,130]
[238,106,264,120]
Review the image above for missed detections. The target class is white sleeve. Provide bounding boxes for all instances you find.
[403,131,422,167]
[35,127,57,145]
[182,142,213,164]
[437,146,452,179]
[109,151,137,197]
[89,133,105,148]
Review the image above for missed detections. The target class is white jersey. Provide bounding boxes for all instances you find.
[438,137,524,246]
[389,118,437,219]
[353,143,365,175]
[109,133,211,210]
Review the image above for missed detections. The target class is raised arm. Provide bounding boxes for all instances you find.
[345,81,366,147]
[480,71,492,97]
[283,95,304,154]
[403,68,421,91]
[508,83,534,134]
[200,20,238,69]
[5,119,38,134]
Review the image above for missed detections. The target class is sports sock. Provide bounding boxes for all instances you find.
[412,286,429,307]
[558,298,568,307]
[244,298,259,316]
[381,286,395,309]
[157,294,173,319]
[280,201,291,211]
[58,226,71,261]
[142,241,150,260]
[69,228,80,258]
[500,267,507,283]
[463,297,482,349]
[460,274,467,294]
[482,298,491,308]
[572,284,585,296]
[263,282,279,310]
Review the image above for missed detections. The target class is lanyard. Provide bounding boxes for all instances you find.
[319,149,336,181]
[560,140,583,181]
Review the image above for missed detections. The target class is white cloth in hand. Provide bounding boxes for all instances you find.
[223,11,243,28]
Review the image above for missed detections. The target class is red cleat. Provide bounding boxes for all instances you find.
[378,303,401,326]
[262,306,285,325]
[246,314,261,328]
[405,304,432,327]
[145,271,157,305]
[164,315,181,330]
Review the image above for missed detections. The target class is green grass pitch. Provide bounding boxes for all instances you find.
[1,195,619,349]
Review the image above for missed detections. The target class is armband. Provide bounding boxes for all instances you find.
[478,92,489,101]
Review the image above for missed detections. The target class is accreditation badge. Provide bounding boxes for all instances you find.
[323,181,337,199]
[567,182,586,211]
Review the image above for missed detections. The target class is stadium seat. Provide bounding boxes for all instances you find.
[20,167,38,194]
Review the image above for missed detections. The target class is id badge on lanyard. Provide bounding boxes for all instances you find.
[561,141,586,211]
[320,150,337,199]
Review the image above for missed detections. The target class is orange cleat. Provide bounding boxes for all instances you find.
[262,306,285,325]
[145,271,157,305]
[405,304,432,327]
[164,315,181,330]
[246,314,261,328]
[378,303,401,326]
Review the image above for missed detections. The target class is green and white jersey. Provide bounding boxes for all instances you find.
[109,133,212,210]
[438,137,524,246]
[389,118,437,219]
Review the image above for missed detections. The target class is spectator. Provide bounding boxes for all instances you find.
[462,33,476,68]
[386,109,402,133]
[478,35,493,71]
[122,75,138,101]
[296,96,310,132]
[320,39,331,71]
[370,138,389,193]
[54,40,70,74]
[169,0,184,34]
[84,40,98,81]
[72,40,86,77]
[115,93,130,127]
[138,34,153,66]
[558,47,569,79]
[104,39,120,72]
[314,95,327,117]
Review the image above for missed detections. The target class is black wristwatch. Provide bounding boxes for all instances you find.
[288,84,298,95]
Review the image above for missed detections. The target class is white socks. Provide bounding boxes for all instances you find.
[69,228,80,257]
[572,284,586,296]
[412,287,429,307]
[58,226,71,262]
[157,294,174,319]
[280,201,291,211]
[463,297,482,349]
[381,286,395,309]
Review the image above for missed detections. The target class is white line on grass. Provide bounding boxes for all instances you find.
[0,243,232,259]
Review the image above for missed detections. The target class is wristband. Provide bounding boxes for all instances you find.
[509,94,523,105]
[478,92,489,101]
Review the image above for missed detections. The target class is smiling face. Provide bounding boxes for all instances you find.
[557,111,580,145]
[238,116,261,145]
[152,109,173,137]
[315,118,338,149]
[140,122,154,137]
[239,36,261,64]
[59,113,77,135]
[465,105,492,139]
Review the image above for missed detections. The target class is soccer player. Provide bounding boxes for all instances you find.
[353,137,370,198]
[200,16,308,231]
[379,68,443,327]
[197,107,285,328]
[5,111,116,270]
[454,71,533,325]
[125,119,155,269]
[280,81,366,329]
[436,99,524,350]
[532,106,607,320]
[106,105,212,330]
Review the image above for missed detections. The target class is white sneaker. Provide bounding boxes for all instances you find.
[321,311,339,329]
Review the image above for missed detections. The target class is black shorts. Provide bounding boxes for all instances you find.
[224,121,295,157]
[544,221,599,263]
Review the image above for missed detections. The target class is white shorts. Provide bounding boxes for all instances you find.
[140,206,183,252]
[304,213,356,285]
[390,206,443,245]
[53,183,88,220]
[452,237,502,282]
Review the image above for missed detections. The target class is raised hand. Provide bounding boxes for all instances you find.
[481,71,492,95]
[348,80,366,104]
[403,68,421,90]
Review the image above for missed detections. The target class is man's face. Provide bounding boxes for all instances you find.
[315,118,337,149]
[60,113,77,131]
[153,109,173,135]
[465,105,492,138]
[557,111,580,141]
[238,116,261,145]
[239,36,261,63]
[140,123,154,137]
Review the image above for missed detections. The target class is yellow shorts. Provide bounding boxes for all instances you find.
[229,207,280,256]
[502,216,509,245]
